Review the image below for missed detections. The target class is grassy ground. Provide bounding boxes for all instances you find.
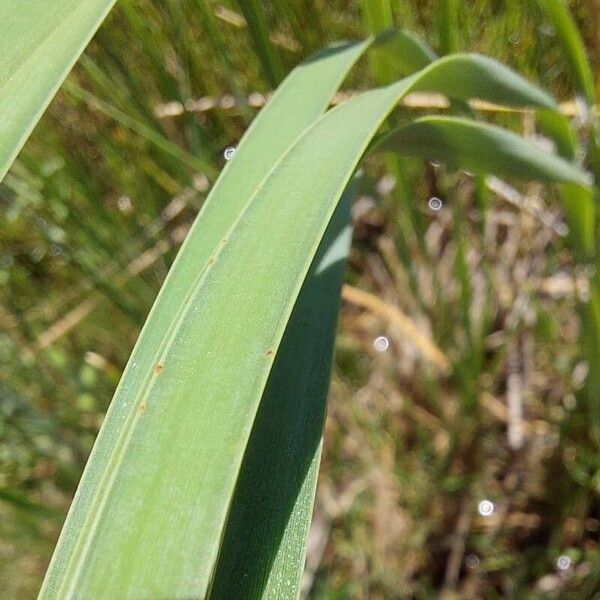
[2,1,600,597]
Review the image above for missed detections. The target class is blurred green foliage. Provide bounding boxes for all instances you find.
[2,1,600,597]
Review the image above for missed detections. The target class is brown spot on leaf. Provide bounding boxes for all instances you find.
[154,363,164,375]
[266,349,274,357]
[138,403,146,413]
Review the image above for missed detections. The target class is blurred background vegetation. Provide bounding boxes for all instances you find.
[2,0,600,597]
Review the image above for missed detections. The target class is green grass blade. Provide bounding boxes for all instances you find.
[359,0,394,32]
[39,39,372,599]
[235,0,285,87]
[194,0,246,95]
[536,109,597,258]
[209,190,354,600]
[359,0,395,83]
[438,0,460,55]
[272,0,314,52]
[0,0,117,182]
[536,1,600,186]
[378,116,591,185]
[536,107,578,160]
[581,282,600,444]
[560,184,597,259]
[41,51,576,599]
[62,81,216,177]
[536,0,596,105]
[534,55,600,446]
[0,488,63,521]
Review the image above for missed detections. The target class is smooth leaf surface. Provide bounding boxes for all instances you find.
[536,107,578,160]
[41,51,574,599]
[406,53,556,109]
[0,0,117,181]
[379,116,591,185]
[209,192,354,599]
[40,40,372,599]
[560,183,597,259]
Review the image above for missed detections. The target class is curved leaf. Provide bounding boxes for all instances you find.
[374,28,438,76]
[39,39,373,600]
[408,53,556,109]
[378,116,591,185]
[41,51,575,599]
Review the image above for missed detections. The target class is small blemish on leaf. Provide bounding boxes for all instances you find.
[266,349,274,357]
[138,403,146,413]
[154,363,164,375]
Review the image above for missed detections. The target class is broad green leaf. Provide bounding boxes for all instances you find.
[536,0,596,105]
[0,0,117,182]
[39,40,372,599]
[41,52,574,598]
[209,191,354,600]
[378,116,591,185]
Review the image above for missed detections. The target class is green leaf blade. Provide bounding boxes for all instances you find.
[39,39,373,600]
[41,50,580,599]
[379,116,591,185]
[209,192,354,600]
[411,53,557,109]
[235,0,284,87]
[438,0,460,55]
[536,0,596,105]
[373,28,438,76]
[0,0,117,181]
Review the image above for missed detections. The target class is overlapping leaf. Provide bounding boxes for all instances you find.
[39,39,373,599]
[40,50,587,599]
